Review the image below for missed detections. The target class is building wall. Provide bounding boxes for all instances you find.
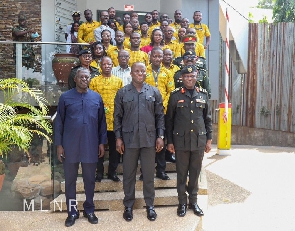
[160,0,182,18]
[182,0,219,100]
[77,0,160,20]
[0,0,41,78]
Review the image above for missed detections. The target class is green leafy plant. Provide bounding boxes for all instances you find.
[0,78,52,156]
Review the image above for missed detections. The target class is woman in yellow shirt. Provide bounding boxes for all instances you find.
[123,22,133,49]
[90,41,107,72]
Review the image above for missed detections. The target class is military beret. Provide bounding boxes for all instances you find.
[181,65,197,74]
[72,11,81,17]
[183,50,196,58]
[182,35,197,43]
[78,49,92,56]
[18,15,26,21]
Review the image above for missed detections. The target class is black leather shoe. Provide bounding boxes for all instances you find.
[108,174,120,182]
[146,206,157,221]
[177,204,187,217]
[188,203,204,216]
[83,211,98,224]
[156,172,170,180]
[139,174,143,181]
[165,154,176,163]
[95,175,102,182]
[65,213,79,227]
[123,207,133,221]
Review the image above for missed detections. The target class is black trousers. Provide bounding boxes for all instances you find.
[123,147,155,208]
[96,131,121,177]
[63,162,97,215]
[175,149,204,205]
[155,138,166,173]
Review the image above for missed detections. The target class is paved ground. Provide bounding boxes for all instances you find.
[0,145,295,231]
[203,145,295,231]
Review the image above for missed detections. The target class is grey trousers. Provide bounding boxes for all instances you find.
[175,149,204,204]
[123,147,155,208]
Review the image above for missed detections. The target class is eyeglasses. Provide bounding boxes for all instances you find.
[81,54,92,59]
[118,55,130,59]
[183,55,196,60]
[77,75,90,80]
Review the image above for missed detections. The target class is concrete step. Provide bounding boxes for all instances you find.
[61,173,178,193]
[5,202,206,231]
[60,168,207,195]
[51,188,179,212]
[78,161,177,175]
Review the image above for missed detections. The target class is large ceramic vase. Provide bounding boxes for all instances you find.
[0,174,5,191]
[52,53,79,86]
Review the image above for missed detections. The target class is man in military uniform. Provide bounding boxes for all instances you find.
[68,49,100,89]
[166,65,212,217]
[12,14,38,70]
[174,34,205,66]
[174,50,211,99]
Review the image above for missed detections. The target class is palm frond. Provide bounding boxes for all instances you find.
[0,78,53,156]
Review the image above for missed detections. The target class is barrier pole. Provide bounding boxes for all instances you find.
[217,8,232,155]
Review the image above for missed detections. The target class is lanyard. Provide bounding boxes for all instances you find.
[152,68,160,87]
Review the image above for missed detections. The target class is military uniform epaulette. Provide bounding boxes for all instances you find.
[171,87,181,94]
[199,87,208,94]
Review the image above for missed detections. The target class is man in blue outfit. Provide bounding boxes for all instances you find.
[55,67,107,227]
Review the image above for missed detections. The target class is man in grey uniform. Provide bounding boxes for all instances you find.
[166,65,212,217]
[114,62,165,222]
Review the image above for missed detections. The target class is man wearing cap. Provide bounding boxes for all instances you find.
[12,14,38,70]
[173,50,211,99]
[78,9,100,44]
[173,35,202,68]
[68,49,100,89]
[166,65,212,218]
[179,34,205,58]
[65,11,83,41]
[189,11,211,49]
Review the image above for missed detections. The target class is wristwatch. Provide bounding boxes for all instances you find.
[158,135,164,139]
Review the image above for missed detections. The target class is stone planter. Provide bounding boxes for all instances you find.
[52,53,79,86]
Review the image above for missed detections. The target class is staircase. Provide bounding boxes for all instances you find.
[51,155,207,212]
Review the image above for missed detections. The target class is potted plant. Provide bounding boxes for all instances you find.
[0,78,52,161]
[0,160,5,191]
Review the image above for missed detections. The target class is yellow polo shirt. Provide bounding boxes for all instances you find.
[145,64,175,113]
[89,75,123,131]
[77,21,100,43]
[189,23,211,45]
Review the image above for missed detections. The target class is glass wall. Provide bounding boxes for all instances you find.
[0,41,77,211]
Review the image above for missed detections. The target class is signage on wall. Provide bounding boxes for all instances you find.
[124,5,134,11]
